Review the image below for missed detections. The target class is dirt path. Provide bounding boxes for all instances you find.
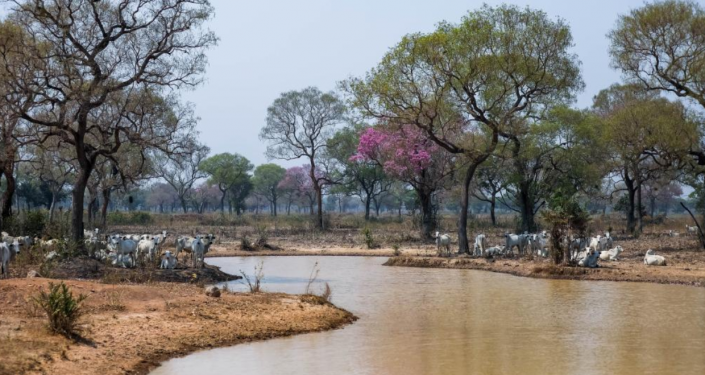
[0,278,356,375]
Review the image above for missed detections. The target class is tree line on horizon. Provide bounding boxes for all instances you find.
[0,1,704,254]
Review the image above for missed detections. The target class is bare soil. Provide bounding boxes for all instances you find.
[0,278,356,375]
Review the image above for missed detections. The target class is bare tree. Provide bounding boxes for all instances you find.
[155,143,209,213]
[1,0,216,242]
[260,87,346,228]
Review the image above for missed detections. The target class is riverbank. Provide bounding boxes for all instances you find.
[0,278,356,375]
[385,256,705,287]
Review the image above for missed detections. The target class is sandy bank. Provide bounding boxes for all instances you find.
[0,278,356,375]
[384,256,705,287]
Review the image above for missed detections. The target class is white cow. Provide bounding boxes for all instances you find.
[686,225,698,236]
[0,241,18,278]
[84,228,99,238]
[107,236,138,268]
[473,234,487,257]
[598,233,613,251]
[434,232,451,257]
[484,246,505,257]
[192,236,206,268]
[160,250,177,269]
[668,230,680,237]
[644,250,666,266]
[599,246,623,261]
[505,233,528,256]
[576,248,600,268]
[137,237,158,263]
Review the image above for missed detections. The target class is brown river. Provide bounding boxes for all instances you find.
[151,256,705,375]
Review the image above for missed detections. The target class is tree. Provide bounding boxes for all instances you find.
[351,125,454,236]
[29,143,75,222]
[156,143,210,213]
[472,156,509,226]
[252,164,286,216]
[260,87,346,228]
[200,153,254,213]
[609,0,705,164]
[329,126,391,221]
[594,84,697,234]
[145,183,178,213]
[278,166,317,215]
[1,0,216,242]
[344,5,583,253]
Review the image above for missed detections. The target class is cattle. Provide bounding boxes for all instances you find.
[644,250,666,266]
[575,248,600,268]
[192,236,206,268]
[686,225,698,236]
[473,234,487,257]
[137,237,158,263]
[599,246,623,261]
[505,233,529,256]
[160,251,177,269]
[107,236,138,268]
[0,242,18,278]
[434,232,451,257]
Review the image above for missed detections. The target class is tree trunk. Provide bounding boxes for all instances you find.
[219,188,226,213]
[180,196,188,213]
[490,197,497,226]
[71,167,92,244]
[364,195,371,220]
[100,188,111,228]
[637,184,644,233]
[49,190,57,223]
[417,188,434,239]
[624,170,637,234]
[518,181,536,233]
[1,168,15,220]
[458,164,480,254]
[316,187,323,229]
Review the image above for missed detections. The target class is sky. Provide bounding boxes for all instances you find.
[184,0,653,167]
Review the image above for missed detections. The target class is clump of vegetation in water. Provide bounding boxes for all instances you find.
[392,243,401,256]
[33,282,87,338]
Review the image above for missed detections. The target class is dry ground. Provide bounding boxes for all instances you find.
[0,278,356,375]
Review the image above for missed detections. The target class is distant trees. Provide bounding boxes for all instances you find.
[278,166,317,215]
[200,153,254,213]
[261,87,346,228]
[252,164,286,216]
[156,144,210,213]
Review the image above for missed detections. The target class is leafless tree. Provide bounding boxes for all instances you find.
[155,143,209,213]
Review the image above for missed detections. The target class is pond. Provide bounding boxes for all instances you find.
[151,256,705,375]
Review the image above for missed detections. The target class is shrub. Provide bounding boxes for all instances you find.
[362,227,374,249]
[240,261,264,293]
[320,282,332,302]
[32,282,87,338]
[392,243,401,256]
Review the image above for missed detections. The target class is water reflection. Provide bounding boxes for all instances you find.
[152,256,705,375]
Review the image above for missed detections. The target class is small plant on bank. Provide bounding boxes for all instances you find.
[362,227,374,249]
[32,282,87,338]
[392,243,401,256]
[321,282,332,302]
[240,261,265,293]
[305,261,320,295]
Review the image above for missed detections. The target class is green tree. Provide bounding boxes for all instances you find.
[328,126,390,220]
[594,84,698,234]
[252,164,286,216]
[609,0,705,164]
[344,5,583,253]
[200,153,254,213]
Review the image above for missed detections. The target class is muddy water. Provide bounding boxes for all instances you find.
[152,257,705,375]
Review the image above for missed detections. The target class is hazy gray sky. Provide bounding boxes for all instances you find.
[185,0,650,166]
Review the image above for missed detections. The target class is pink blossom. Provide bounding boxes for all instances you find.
[352,125,438,179]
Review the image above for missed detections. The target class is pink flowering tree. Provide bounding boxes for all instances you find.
[278,166,318,215]
[352,125,455,237]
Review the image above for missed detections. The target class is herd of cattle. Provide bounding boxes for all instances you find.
[435,229,670,267]
[0,228,218,278]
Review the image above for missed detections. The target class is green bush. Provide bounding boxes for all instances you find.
[362,227,374,249]
[3,210,47,237]
[32,282,87,338]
